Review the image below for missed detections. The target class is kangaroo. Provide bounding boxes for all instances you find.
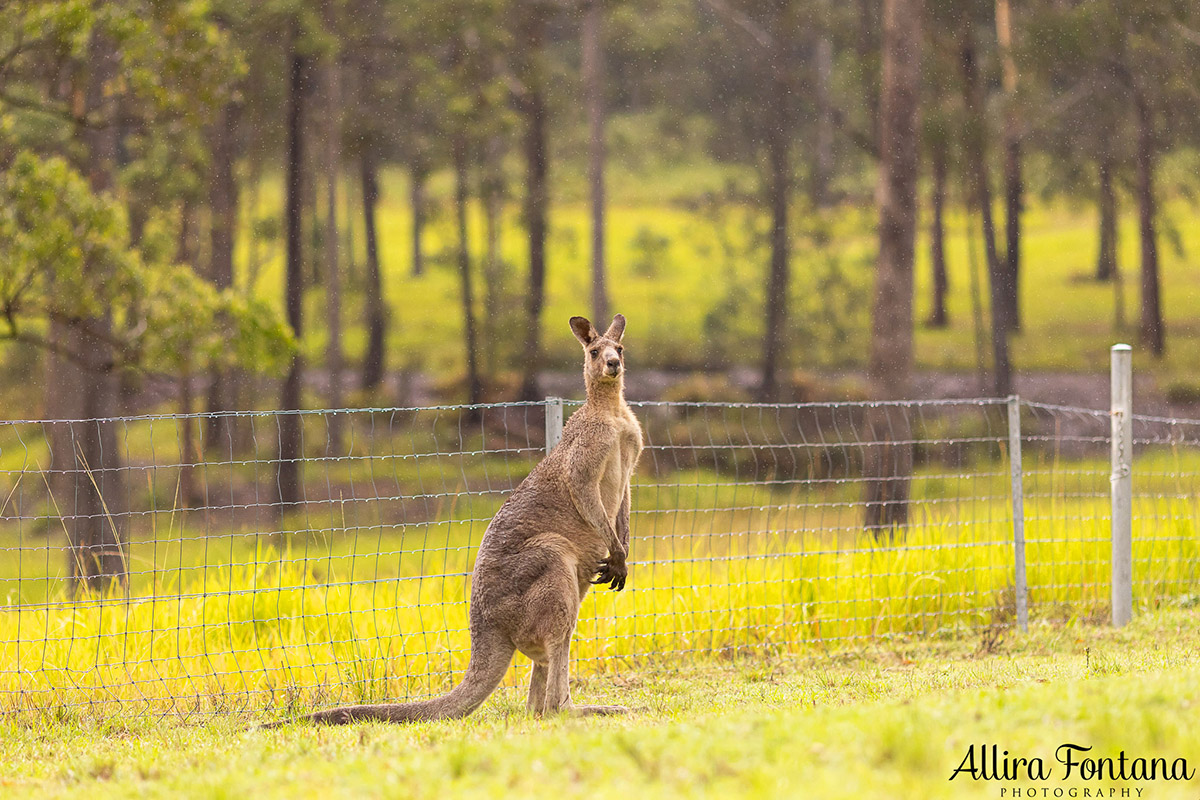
[272,314,643,725]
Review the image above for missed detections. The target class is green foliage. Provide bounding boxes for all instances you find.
[0,2,291,385]
[0,152,135,319]
[0,152,293,377]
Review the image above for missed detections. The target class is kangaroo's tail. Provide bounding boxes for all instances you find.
[262,632,515,727]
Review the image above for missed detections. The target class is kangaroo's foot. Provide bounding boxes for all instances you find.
[568,704,628,717]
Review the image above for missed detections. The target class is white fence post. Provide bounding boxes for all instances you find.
[1110,344,1133,627]
[1007,395,1028,632]
[545,397,564,455]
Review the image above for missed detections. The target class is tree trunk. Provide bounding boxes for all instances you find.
[360,147,386,392]
[863,0,922,536]
[118,196,145,415]
[927,141,949,327]
[323,55,344,452]
[518,11,549,402]
[342,174,358,288]
[277,48,308,516]
[245,156,265,290]
[175,203,200,509]
[583,0,609,325]
[410,164,427,277]
[179,362,199,509]
[482,135,506,371]
[812,36,835,208]
[1001,137,1022,333]
[759,96,790,402]
[995,0,1022,333]
[857,0,880,147]
[1096,154,1117,282]
[1134,89,1163,358]
[964,175,989,392]
[960,23,1011,396]
[454,136,483,406]
[205,99,242,452]
[67,29,127,592]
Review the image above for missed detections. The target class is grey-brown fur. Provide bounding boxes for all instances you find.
[268,314,643,726]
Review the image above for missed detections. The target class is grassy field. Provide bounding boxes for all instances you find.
[2,607,1199,798]
[235,162,1200,395]
[1,444,1196,721]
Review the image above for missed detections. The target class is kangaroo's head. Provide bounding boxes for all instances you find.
[569,314,626,390]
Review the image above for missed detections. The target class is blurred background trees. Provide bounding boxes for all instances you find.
[4,0,1200,539]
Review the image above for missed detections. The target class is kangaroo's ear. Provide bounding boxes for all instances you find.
[604,314,626,342]
[569,316,598,345]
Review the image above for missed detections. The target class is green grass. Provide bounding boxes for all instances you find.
[235,164,1200,397]
[1,473,1196,721]
[2,608,1200,798]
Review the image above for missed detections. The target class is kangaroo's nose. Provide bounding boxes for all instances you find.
[607,358,621,371]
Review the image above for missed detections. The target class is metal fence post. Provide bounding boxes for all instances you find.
[1110,344,1133,627]
[1007,395,1028,632]
[545,396,564,454]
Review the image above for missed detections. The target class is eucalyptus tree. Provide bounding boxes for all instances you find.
[863,0,924,534]
[957,2,1012,396]
[429,0,514,405]
[0,0,292,590]
[1024,0,1200,357]
[513,0,557,401]
[694,0,818,401]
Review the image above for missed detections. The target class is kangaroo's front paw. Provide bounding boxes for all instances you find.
[591,555,627,591]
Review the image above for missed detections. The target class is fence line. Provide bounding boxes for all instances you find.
[0,389,1196,721]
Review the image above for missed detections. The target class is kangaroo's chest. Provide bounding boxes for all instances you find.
[600,421,643,521]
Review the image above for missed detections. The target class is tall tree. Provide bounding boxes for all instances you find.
[927,140,949,328]
[583,0,610,324]
[204,97,243,450]
[359,144,387,390]
[354,0,388,392]
[410,163,428,277]
[696,0,804,401]
[68,27,128,591]
[516,4,551,401]
[921,5,963,330]
[322,15,345,451]
[453,134,483,405]
[1132,85,1163,357]
[864,0,923,534]
[959,16,1012,396]
[481,134,509,370]
[277,45,309,515]
[1023,0,1200,355]
[812,33,835,208]
[759,45,792,402]
[995,0,1022,332]
[1095,151,1118,283]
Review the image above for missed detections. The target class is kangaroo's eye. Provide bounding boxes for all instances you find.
[590,349,599,358]
[616,346,623,354]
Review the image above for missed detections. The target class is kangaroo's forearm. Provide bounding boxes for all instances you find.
[616,485,631,551]
[568,480,624,557]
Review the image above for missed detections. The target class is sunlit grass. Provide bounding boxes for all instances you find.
[235,164,1200,394]
[3,606,1200,799]
[1,483,1196,722]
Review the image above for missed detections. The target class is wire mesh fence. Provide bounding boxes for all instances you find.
[0,396,1197,721]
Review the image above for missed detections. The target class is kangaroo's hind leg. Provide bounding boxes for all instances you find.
[517,549,628,716]
[542,630,627,717]
[527,662,549,714]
